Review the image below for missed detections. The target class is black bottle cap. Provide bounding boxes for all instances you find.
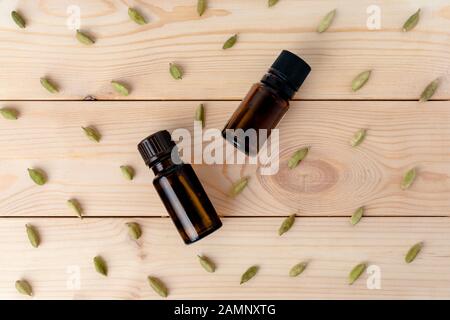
[270,50,311,93]
[138,130,176,167]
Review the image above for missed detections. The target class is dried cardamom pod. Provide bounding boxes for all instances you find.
[15,280,33,296]
[405,242,423,263]
[350,206,364,226]
[289,262,308,277]
[230,176,249,197]
[197,0,207,16]
[169,63,183,80]
[317,9,336,33]
[93,255,108,276]
[40,77,59,94]
[348,262,366,285]
[278,214,295,236]
[350,128,367,147]
[111,81,130,96]
[27,168,47,186]
[83,95,97,101]
[198,255,216,273]
[402,9,420,32]
[26,224,40,248]
[222,34,237,49]
[76,30,95,45]
[126,222,142,240]
[195,104,205,128]
[82,126,101,142]
[288,147,309,169]
[120,165,135,180]
[128,8,147,25]
[11,11,26,28]
[268,0,279,7]
[148,276,168,298]
[420,78,440,102]
[240,265,259,285]
[67,199,83,219]
[351,70,371,92]
[401,167,416,190]
[0,108,19,120]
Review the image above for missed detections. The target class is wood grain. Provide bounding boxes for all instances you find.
[0,0,449,100]
[1,217,450,299]
[0,101,449,217]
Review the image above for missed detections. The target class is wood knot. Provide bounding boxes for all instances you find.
[257,145,382,214]
[257,150,340,206]
[273,159,338,194]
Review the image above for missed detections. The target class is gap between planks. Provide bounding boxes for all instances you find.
[1,99,449,102]
[0,215,449,219]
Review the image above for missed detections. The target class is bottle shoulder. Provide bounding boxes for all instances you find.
[249,82,290,107]
[260,72,294,101]
[152,163,190,182]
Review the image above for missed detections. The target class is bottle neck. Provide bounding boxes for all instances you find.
[261,68,296,101]
[150,154,181,175]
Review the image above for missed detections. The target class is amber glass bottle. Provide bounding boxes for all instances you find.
[138,130,222,244]
[222,50,311,155]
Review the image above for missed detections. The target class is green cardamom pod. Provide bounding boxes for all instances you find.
[169,63,183,80]
[15,280,33,296]
[27,168,47,186]
[197,0,207,16]
[317,9,336,33]
[83,95,97,101]
[289,262,308,277]
[111,81,130,96]
[348,262,366,285]
[405,242,423,263]
[420,78,440,102]
[82,126,101,142]
[350,128,367,147]
[128,8,147,25]
[198,255,216,273]
[76,30,95,45]
[195,104,205,128]
[351,70,371,92]
[40,77,59,94]
[401,167,416,190]
[67,199,83,219]
[288,147,309,169]
[230,176,249,197]
[11,11,26,28]
[278,214,295,236]
[268,0,279,7]
[222,34,238,50]
[0,108,19,120]
[93,255,108,276]
[26,224,40,248]
[120,165,135,180]
[240,265,259,285]
[126,222,142,240]
[350,206,364,226]
[148,276,168,298]
[402,9,420,32]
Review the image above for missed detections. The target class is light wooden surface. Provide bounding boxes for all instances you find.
[0,101,449,217]
[1,0,450,300]
[0,0,449,100]
[1,217,450,300]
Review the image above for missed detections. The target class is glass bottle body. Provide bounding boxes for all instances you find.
[152,158,222,244]
[222,82,289,156]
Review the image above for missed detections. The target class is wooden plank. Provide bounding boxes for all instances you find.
[0,0,449,100]
[0,101,449,217]
[1,217,450,299]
